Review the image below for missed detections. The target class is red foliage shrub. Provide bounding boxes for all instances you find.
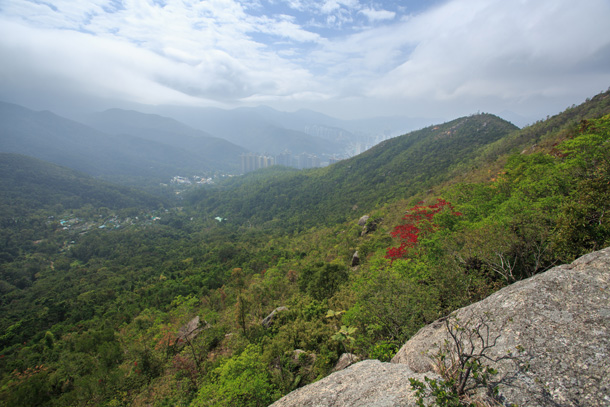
[386,199,461,261]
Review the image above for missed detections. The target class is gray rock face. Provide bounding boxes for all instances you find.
[269,360,438,407]
[361,217,382,236]
[331,353,360,372]
[271,248,610,407]
[351,251,360,267]
[176,316,207,345]
[392,247,610,406]
[357,215,370,227]
[262,306,288,328]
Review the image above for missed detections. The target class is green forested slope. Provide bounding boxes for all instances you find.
[190,113,518,229]
[1,92,610,407]
[0,153,162,212]
[451,90,610,183]
[0,153,164,267]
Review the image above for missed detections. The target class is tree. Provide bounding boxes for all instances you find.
[386,199,462,262]
[192,344,280,407]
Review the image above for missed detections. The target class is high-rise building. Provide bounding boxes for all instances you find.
[240,153,276,173]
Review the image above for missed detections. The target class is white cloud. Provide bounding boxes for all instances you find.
[362,0,610,114]
[255,14,321,42]
[319,0,360,14]
[359,8,395,22]
[0,0,609,121]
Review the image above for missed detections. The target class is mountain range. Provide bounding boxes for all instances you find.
[152,104,438,156]
[0,101,430,186]
[0,101,246,185]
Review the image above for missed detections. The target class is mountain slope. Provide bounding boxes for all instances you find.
[0,153,161,213]
[451,90,610,183]
[2,94,610,407]
[0,102,240,185]
[82,109,245,171]
[190,113,518,228]
[157,105,347,155]
[271,248,610,407]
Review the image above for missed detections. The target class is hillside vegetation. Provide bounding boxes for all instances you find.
[1,91,609,406]
[190,113,518,229]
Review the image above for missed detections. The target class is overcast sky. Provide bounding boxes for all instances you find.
[1,0,609,123]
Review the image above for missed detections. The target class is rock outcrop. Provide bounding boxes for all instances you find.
[271,247,610,407]
[358,215,370,226]
[360,217,381,236]
[331,353,360,372]
[270,360,438,407]
[262,306,288,328]
[351,251,360,267]
[176,316,207,346]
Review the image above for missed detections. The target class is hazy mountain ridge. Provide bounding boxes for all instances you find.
[151,104,430,157]
[139,104,442,156]
[81,108,246,169]
[154,105,346,156]
[0,102,243,185]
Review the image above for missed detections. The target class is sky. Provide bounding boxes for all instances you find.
[1,0,610,124]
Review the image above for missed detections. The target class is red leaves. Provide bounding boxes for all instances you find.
[385,199,461,262]
[390,224,420,241]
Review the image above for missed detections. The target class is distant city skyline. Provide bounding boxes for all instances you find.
[1,0,609,124]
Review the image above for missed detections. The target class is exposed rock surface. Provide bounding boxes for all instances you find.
[271,248,610,407]
[176,316,207,345]
[269,360,438,407]
[331,353,360,372]
[351,251,360,267]
[392,247,610,406]
[361,217,381,236]
[262,306,288,328]
[357,215,369,226]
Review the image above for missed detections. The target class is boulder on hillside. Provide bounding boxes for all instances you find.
[361,217,382,236]
[270,247,610,407]
[358,215,370,226]
[176,316,208,346]
[351,251,360,267]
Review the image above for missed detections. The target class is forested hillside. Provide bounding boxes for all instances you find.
[1,91,609,406]
[189,113,518,229]
[0,153,162,212]
[0,153,164,267]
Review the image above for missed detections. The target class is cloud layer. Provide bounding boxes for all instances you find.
[1,0,609,121]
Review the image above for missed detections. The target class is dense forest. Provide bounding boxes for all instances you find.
[1,90,610,406]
